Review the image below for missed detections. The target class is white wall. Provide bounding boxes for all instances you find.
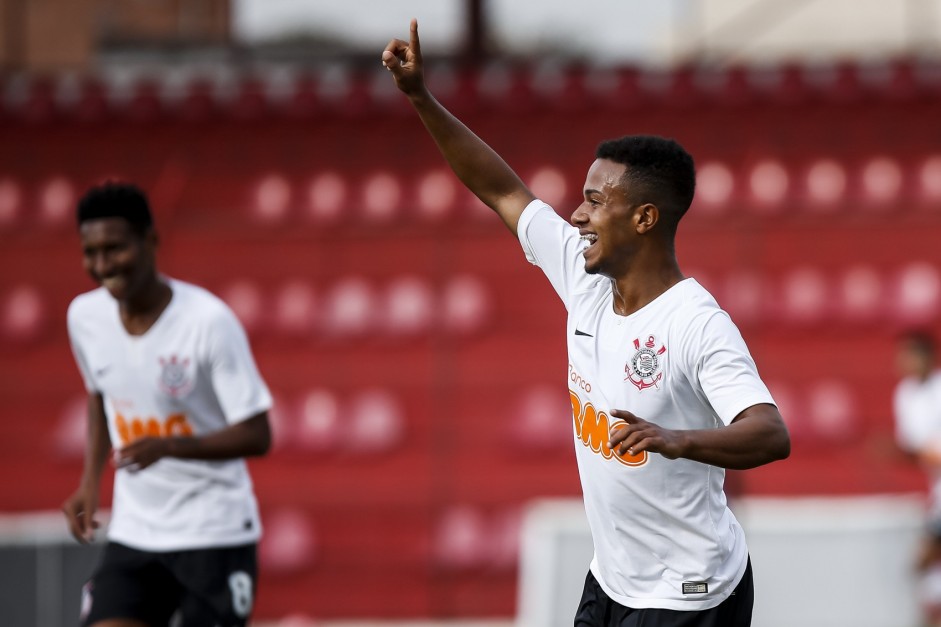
[517,495,926,627]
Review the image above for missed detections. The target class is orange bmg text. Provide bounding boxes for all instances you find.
[570,391,647,467]
[115,412,193,446]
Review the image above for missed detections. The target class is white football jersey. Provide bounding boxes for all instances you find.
[518,200,775,611]
[894,371,941,516]
[67,278,272,551]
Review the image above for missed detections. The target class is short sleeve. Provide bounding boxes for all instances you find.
[684,310,776,425]
[517,199,599,310]
[893,384,920,450]
[66,301,97,393]
[205,305,272,424]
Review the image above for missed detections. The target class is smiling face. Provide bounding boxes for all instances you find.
[80,217,157,303]
[570,158,651,278]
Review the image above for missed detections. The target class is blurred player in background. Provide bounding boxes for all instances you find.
[383,20,790,627]
[894,330,941,626]
[61,182,272,627]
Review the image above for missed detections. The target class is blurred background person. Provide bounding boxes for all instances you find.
[895,330,941,627]
[63,182,272,627]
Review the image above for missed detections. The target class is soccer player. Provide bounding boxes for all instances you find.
[61,182,272,627]
[894,330,941,625]
[382,21,790,627]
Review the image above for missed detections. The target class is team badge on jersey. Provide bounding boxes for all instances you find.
[158,355,194,397]
[626,335,666,391]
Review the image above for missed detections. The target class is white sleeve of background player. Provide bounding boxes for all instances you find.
[517,199,595,310]
[683,310,776,426]
[205,305,273,424]
[66,301,97,393]
[893,383,928,451]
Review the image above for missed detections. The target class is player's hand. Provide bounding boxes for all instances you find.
[114,437,171,472]
[608,409,688,460]
[382,19,425,96]
[62,485,100,544]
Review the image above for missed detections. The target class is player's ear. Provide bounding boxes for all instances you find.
[144,227,159,251]
[635,203,658,234]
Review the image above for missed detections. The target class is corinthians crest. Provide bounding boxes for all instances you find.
[625,335,666,391]
[158,355,193,397]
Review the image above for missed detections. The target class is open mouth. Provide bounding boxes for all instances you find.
[100,276,127,292]
[580,233,598,253]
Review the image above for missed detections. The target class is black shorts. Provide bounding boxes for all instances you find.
[574,558,754,627]
[80,541,257,627]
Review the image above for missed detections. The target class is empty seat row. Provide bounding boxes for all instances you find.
[0,273,493,344]
[7,154,941,234]
[3,58,941,123]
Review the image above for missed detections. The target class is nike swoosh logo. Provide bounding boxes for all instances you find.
[574,329,593,337]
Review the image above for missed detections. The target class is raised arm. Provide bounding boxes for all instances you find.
[382,19,535,235]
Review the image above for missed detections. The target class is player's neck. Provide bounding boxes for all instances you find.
[610,258,684,317]
[119,276,173,335]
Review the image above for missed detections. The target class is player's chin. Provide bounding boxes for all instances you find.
[582,260,603,276]
[99,276,131,300]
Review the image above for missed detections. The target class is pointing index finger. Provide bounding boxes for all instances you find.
[410,18,421,57]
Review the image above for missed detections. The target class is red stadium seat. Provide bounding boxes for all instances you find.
[778,267,832,325]
[305,171,347,225]
[52,395,88,460]
[0,284,47,342]
[507,385,572,451]
[441,275,491,335]
[382,276,436,337]
[527,166,570,210]
[837,265,886,324]
[39,176,76,228]
[218,280,264,334]
[72,76,110,122]
[294,389,342,452]
[858,156,904,209]
[433,505,489,570]
[230,76,269,120]
[272,280,317,336]
[322,277,376,338]
[359,171,402,224]
[258,509,317,574]
[251,174,293,225]
[916,154,941,206]
[691,161,735,217]
[0,178,22,228]
[718,272,769,326]
[890,261,941,325]
[415,168,459,222]
[807,380,860,443]
[125,78,163,121]
[802,158,848,211]
[346,389,405,453]
[747,159,790,213]
[178,77,216,121]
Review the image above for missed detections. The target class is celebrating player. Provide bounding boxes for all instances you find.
[62,182,272,627]
[382,20,790,627]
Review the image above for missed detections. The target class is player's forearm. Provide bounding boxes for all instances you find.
[680,406,791,469]
[81,396,111,486]
[166,413,271,461]
[407,88,534,229]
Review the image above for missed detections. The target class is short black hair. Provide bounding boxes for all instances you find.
[595,135,696,234]
[899,329,936,358]
[77,182,153,237]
